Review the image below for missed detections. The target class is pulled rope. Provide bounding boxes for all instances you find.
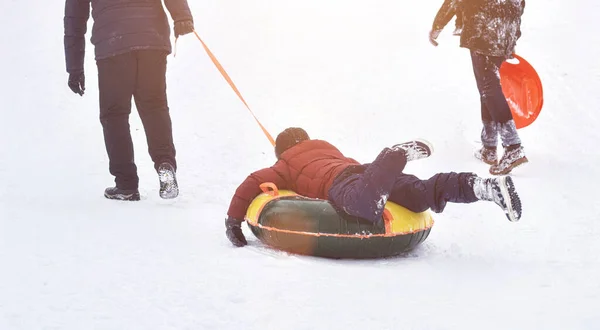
[177,32,276,146]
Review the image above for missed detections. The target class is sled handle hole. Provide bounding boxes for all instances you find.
[260,182,280,196]
[506,55,520,65]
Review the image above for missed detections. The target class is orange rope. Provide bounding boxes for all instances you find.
[189,31,276,146]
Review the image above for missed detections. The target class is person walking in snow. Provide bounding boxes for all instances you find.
[63,0,195,201]
[225,128,522,247]
[429,0,528,175]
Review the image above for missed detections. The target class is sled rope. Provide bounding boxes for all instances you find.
[179,31,276,146]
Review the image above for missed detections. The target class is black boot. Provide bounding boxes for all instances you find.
[471,176,522,222]
[104,187,140,201]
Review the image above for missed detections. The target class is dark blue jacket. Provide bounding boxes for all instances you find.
[64,0,193,74]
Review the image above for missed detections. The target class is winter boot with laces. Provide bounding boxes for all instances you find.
[474,146,498,165]
[392,139,434,162]
[104,187,140,201]
[471,175,522,222]
[490,145,528,175]
[158,162,179,199]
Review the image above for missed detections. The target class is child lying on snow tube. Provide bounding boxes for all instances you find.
[225,127,522,247]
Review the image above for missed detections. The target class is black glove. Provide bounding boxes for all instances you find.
[68,71,85,96]
[225,217,247,247]
[174,20,194,38]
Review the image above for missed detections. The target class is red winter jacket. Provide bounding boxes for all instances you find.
[227,139,360,220]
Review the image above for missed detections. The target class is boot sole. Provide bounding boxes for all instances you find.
[104,192,141,201]
[489,157,529,175]
[498,176,521,222]
[481,158,498,166]
[415,138,434,155]
[393,138,434,161]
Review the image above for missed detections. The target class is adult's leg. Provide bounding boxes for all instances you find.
[97,52,138,189]
[133,50,177,171]
[388,172,478,213]
[470,50,499,148]
[470,50,521,147]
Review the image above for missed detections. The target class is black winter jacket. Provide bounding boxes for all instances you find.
[432,0,525,57]
[64,0,193,74]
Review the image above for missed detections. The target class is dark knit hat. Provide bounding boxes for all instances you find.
[275,127,309,158]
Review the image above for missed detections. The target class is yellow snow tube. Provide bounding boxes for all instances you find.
[245,183,434,258]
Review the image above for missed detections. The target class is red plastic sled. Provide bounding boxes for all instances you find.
[499,54,543,129]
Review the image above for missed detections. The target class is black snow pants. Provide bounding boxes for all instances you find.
[470,50,513,124]
[328,148,479,224]
[470,50,522,148]
[97,50,176,190]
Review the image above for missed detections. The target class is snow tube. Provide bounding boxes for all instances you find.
[245,183,434,259]
[500,54,544,129]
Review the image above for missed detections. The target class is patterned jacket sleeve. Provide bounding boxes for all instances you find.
[432,0,457,31]
[63,0,90,74]
[517,0,526,39]
[226,166,289,220]
[164,0,194,22]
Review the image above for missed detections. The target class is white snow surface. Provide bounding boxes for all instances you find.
[1,0,600,329]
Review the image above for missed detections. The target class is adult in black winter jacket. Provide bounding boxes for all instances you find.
[429,0,528,175]
[64,0,195,201]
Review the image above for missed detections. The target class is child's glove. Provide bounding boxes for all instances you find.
[225,217,247,247]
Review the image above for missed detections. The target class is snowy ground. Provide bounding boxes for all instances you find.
[1,0,599,329]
